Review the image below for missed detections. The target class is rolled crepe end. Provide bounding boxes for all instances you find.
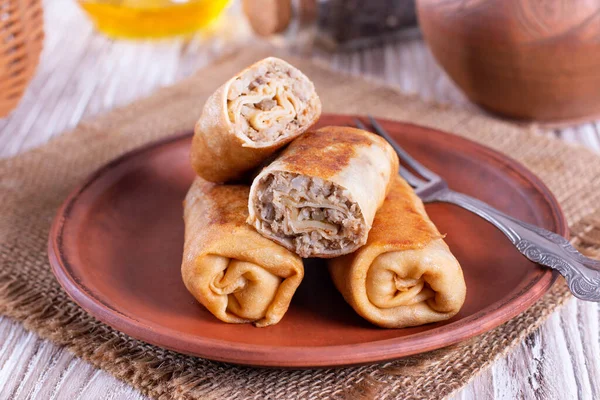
[182,178,304,327]
[328,176,466,329]
[331,239,466,329]
[183,238,304,328]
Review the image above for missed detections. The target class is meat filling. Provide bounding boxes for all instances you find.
[227,62,317,143]
[254,172,365,257]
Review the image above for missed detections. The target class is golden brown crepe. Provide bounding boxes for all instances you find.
[182,178,304,327]
[247,126,399,258]
[191,57,321,183]
[328,176,466,328]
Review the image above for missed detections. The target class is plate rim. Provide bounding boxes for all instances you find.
[48,114,566,368]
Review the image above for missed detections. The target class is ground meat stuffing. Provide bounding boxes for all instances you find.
[226,61,316,143]
[255,172,365,257]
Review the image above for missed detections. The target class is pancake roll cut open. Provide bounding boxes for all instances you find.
[182,178,304,327]
[328,176,466,328]
[247,126,399,258]
[191,57,321,183]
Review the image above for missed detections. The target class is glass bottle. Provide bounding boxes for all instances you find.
[78,0,231,39]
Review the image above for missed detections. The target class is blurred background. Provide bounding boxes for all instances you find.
[2,0,600,155]
[0,0,474,156]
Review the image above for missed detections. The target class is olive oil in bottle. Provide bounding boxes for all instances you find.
[79,0,231,39]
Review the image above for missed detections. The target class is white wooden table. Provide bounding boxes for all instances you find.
[1,1,599,399]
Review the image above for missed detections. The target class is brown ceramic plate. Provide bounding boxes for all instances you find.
[48,114,566,368]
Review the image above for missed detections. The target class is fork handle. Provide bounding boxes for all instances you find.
[430,189,600,302]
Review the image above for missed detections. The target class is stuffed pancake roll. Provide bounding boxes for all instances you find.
[182,178,304,327]
[247,126,399,258]
[191,57,321,183]
[328,176,466,328]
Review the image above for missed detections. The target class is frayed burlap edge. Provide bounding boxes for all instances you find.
[1,47,600,400]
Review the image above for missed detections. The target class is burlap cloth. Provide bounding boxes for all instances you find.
[2,47,600,400]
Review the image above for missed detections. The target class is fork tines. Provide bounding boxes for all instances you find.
[354,116,445,195]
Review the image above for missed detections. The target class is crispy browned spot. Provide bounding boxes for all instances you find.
[281,126,376,179]
[368,176,441,249]
[195,180,249,226]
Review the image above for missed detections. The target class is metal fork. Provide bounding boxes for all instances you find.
[356,116,600,302]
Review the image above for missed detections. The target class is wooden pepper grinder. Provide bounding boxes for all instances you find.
[242,0,418,51]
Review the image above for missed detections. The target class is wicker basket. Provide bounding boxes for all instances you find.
[0,0,44,117]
